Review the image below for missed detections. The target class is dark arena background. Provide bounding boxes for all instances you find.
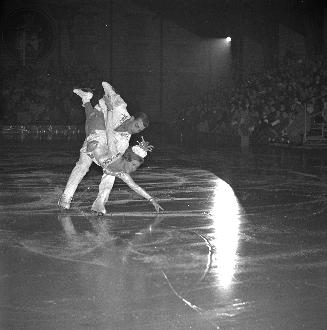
[1,1,327,329]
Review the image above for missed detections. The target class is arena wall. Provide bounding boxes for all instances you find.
[278,23,306,60]
[0,0,232,123]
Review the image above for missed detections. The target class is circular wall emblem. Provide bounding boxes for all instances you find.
[2,9,55,64]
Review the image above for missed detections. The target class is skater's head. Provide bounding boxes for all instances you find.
[122,148,144,173]
[128,112,149,134]
[120,137,153,173]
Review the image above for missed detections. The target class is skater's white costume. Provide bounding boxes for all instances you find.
[59,83,135,214]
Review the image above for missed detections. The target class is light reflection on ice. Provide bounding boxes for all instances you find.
[210,178,242,290]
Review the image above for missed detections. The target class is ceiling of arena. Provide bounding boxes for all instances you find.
[2,0,324,39]
[131,0,325,37]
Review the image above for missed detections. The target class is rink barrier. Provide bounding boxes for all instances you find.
[1,125,84,139]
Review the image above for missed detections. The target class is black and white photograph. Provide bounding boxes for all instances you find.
[1,1,327,329]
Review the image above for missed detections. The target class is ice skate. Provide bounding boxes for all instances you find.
[73,89,93,104]
[58,194,72,210]
[91,198,107,215]
[102,81,116,97]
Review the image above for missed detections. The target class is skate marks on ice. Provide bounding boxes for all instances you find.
[0,166,242,280]
[2,161,327,274]
[9,214,246,329]
[0,166,247,328]
[2,161,327,328]
[0,166,219,216]
[1,160,327,218]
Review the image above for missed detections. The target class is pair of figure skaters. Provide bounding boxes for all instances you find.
[58,81,163,214]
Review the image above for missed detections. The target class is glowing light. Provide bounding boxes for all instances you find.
[210,178,241,289]
[226,37,231,42]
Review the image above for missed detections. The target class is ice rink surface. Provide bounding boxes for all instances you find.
[1,136,327,330]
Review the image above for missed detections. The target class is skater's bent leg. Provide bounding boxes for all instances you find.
[103,93,127,112]
[91,174,116,214]
[58,152,93,209]
[101,82,127,111]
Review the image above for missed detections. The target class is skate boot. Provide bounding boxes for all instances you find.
[91,198,107,215]
[101,81,116,97]
[58,194,72,210]
[73,89,93,104]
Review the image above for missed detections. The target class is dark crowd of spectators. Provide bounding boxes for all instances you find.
[1,54,327,147]
[0,62,105,126]
[177,54,327,147]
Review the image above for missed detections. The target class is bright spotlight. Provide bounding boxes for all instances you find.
[226,37,231,42]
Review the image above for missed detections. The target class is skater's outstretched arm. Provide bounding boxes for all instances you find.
[104,170,163,213]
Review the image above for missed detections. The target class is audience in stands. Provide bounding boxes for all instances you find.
[1,53,327,146]
[0,63,103,125]
[178,53,327,146]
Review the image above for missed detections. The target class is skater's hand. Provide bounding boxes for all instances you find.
[149,198,164,213]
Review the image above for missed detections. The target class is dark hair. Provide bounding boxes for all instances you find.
[122,147,144,164]
[134,112,150,128]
